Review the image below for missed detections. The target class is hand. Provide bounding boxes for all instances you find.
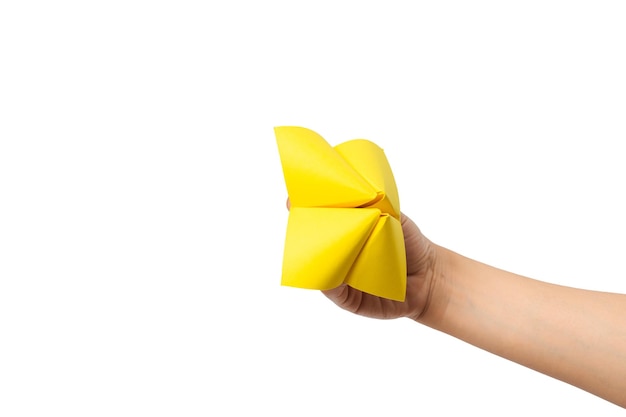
[322,213,439,320]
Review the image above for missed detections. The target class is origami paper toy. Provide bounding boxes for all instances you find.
[275,126,407,301]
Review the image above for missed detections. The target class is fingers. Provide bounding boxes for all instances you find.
[322,284,363,315]
[322,284,349,304]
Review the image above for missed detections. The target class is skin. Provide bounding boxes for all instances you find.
[321,213,626,408]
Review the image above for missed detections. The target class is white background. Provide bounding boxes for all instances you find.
[1,1,625,415]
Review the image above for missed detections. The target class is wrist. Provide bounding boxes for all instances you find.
[402,239,449,322]
[408,243,453,325]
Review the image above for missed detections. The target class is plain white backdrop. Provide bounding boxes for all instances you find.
[1,1,625,415]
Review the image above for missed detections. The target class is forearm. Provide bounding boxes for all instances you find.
[417,245,626,407]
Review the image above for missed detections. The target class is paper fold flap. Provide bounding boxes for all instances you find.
[282,207,381,290]
[275,126,378,208]
[334,139,401,219]
[344,215,406,301]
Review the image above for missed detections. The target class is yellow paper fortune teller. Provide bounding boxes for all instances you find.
[275,126,407,301]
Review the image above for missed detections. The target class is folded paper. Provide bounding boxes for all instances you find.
[275,126,406,301]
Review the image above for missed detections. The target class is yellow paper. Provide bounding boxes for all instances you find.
[275,126,406,301]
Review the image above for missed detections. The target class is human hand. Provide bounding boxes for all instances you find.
[284,200,438,319]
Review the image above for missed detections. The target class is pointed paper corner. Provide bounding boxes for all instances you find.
[281,207,382,291]
[344,214,407,301]
[274,126,379,208]
[334,139,401,219]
